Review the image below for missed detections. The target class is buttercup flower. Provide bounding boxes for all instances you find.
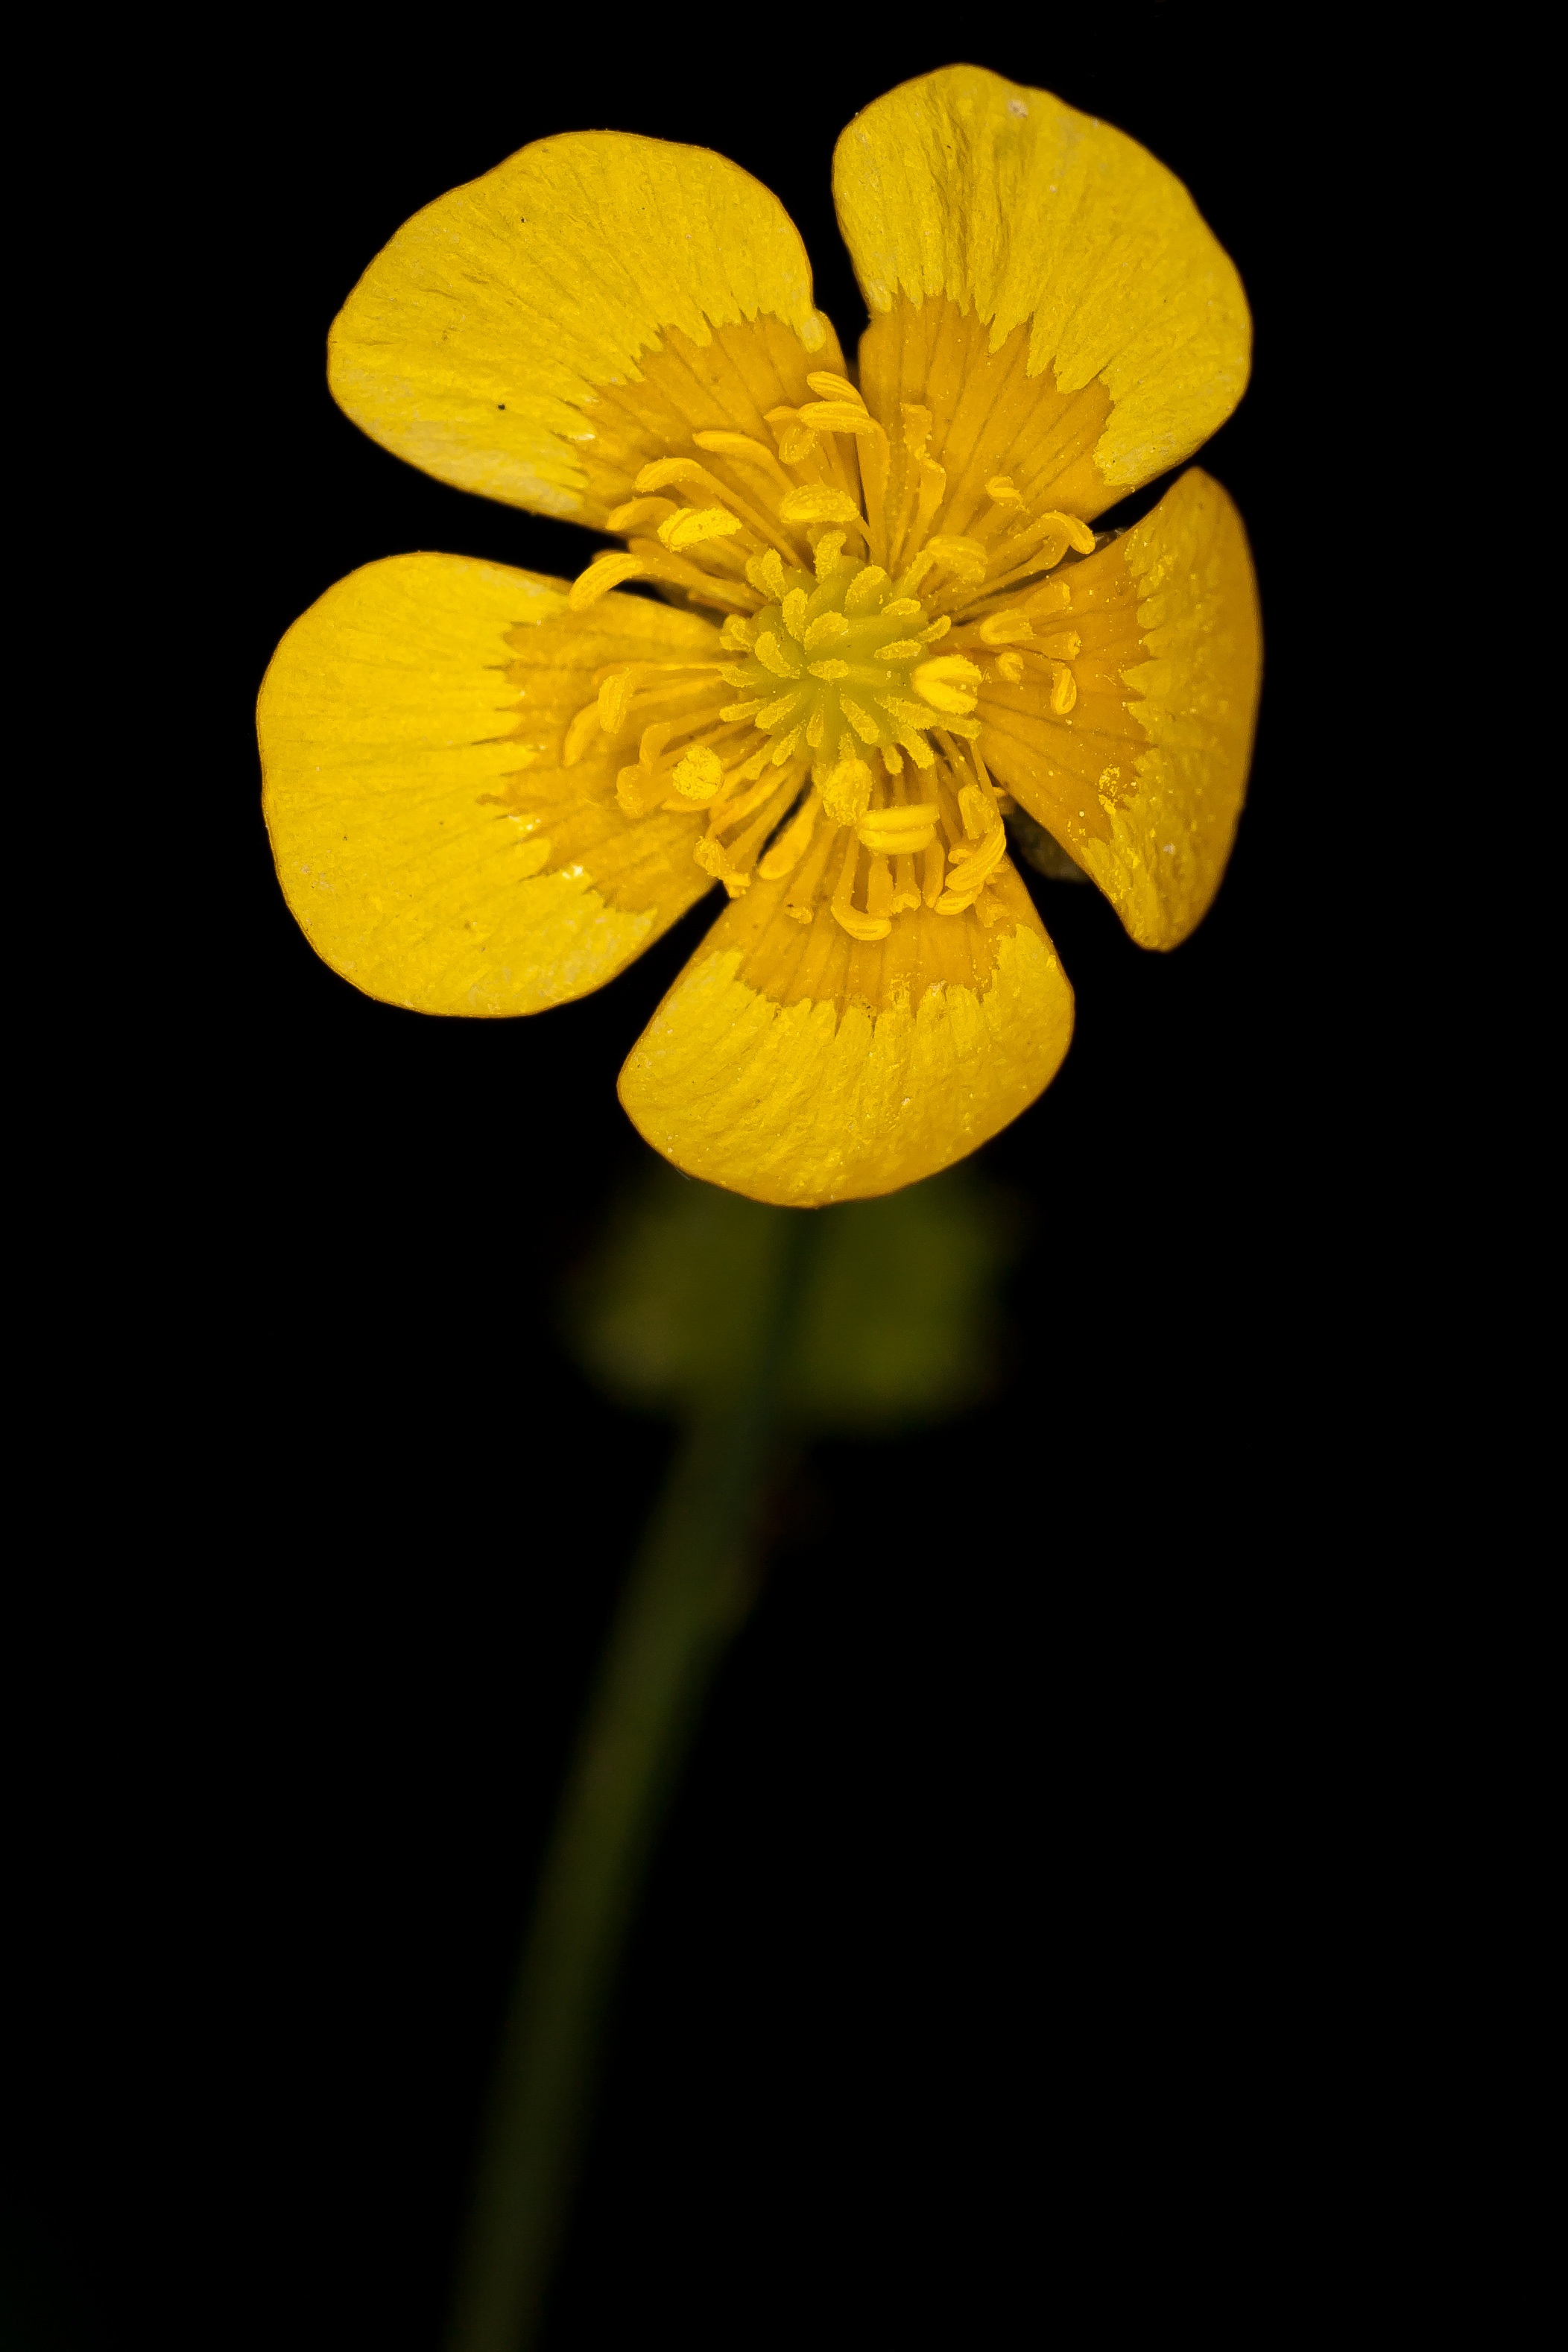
[259,66,1259,1205]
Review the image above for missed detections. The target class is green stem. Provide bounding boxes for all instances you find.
[445,1210,812,2352]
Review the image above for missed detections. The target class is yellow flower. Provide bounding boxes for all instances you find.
[258,65,1259,1207]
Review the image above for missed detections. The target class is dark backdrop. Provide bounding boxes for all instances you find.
[10,16,1388,2348]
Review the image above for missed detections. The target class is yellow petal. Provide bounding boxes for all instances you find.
[328,132,841,525]
[618,861,1072,1206]
[258,554,721,1015]
[977,470,1260,949]
[835,66,1250,519]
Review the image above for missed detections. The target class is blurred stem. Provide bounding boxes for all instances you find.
[445,1209,813,2352]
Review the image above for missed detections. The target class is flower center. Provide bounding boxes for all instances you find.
[717,541,987,825]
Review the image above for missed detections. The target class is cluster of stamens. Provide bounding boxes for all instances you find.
[557,367,1098,938]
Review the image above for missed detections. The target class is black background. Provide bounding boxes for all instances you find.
[10,15,1393,2348]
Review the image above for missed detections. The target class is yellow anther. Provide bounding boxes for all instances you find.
[803,610,850,653]
[923,536,988,584]
[658,507,742,552]
[756,793,818,882]
[671,745,724,801]
[807,658,850,680]
[718,615,756,651]
[799,401,882,437]
[882,744,904,776]
[1049,666,1078,716]
[881,597,922,620]
[604,496,678,533]
[806,372,866,408]
[911,657,982,715]
[994,653,1025,684]
[568,551,646,610]
[889,855,922,915]
[940,821,1008,904]
[690,430,795,490]
[562,701,602,764]
[913,457,947,546]
[779,486,865,528]
[874,639,924,661]
[985,475,1022,504]
[769,412,819,465]
[639,720,677,771]
[745,550,788,600]
[820,755,874,827]
[780,588,809,642]
[633,458,729,496]
[616,765,662,818]
[829,834,891,942]
[597,668,637,734]
[977,611,1034,646]
[856,806,940,855]
[957,783,996,840]
[814,531,848,581]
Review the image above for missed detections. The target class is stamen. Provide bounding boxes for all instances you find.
[799,399,882,439]
[690,429,797,497]
[830,834,891,942]
[562,701,604,764]
[671,745,724,801]
[756,791,818,881]
[765,406,818,466]
[657,507,743,553]
[805,371,867,408]
[911,657,983,716]
[890,854,922,915]
[976,610,1034,646]
[820,752,873,826]
[568,551,652,610]
[779,485,866,533]
[604,496,678,532]
[939,822,1008,907]
[856,804,940,856]
[783,804,841,923]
